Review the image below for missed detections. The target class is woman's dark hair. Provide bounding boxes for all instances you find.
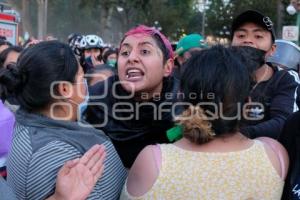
[102,48,118,64]
[0,41,78,111]
[179,45,250,143]
[0,46,23,68]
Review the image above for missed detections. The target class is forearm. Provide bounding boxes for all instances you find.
[241,117,285,139]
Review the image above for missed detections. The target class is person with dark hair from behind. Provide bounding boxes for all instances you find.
[121,45,288,199]
[0,41,126,199]
[0,46,108,199]
[231,10,299,139]
[0,49,108,199]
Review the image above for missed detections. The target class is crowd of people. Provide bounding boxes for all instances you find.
[0,9,300,200]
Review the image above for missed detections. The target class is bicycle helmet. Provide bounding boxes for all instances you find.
[80,35,104,49]
[69,34,84,56]
[68,33,80,44]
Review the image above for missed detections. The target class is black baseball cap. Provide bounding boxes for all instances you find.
[231,10,275,42]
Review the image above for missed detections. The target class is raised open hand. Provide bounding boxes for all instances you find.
[49,144,106,200]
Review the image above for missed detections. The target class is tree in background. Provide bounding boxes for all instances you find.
[205,0,278,39]
[8,0,37,37]
[204,0,296,40]
[4,0,298,44]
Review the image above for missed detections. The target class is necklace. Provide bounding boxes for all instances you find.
[251,65,270,92]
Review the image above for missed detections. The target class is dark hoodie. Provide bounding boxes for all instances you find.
[280,111,300,200]
[241,65,298,139]
[229,46,298,139]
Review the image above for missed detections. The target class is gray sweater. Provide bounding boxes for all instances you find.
[7,109,127,200]
[0,177,16,200]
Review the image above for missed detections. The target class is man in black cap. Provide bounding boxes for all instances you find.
[231,10,299,139]
[231,10,276,55]
[231,11,300,199]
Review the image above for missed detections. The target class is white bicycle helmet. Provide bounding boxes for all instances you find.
[80,34,104,49]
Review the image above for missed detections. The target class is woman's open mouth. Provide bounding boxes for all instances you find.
[125,68,145,81]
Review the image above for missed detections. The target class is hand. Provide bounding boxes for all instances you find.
[25,39,41,48]
[50,144,106,200]
[91,55,103,66]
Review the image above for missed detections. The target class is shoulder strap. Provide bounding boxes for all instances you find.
[257,138,286,178]
[151,144,162,171]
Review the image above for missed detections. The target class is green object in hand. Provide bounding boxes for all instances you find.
[167,125,183,142]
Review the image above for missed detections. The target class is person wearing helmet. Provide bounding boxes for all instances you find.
[81,35,104,59]
[80,35,104,73]
[68,33,83,57]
